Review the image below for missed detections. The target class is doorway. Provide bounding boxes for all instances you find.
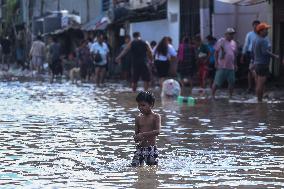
[180,0,200,41]
[280,22,284,76]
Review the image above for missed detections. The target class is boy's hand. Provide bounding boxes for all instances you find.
[133,135,139,143]
[134,133,143,142]
[214,61,218,69]
[234,64,238,72]
[115,57,121,64]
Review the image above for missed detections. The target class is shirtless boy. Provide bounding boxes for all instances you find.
[131,91,161,166]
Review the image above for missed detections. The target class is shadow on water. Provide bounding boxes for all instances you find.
[0,81,283,188]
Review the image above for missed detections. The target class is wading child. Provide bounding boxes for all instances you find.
[131,91,161,166]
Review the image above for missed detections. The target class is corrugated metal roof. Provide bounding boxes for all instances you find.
[82,16,110,31]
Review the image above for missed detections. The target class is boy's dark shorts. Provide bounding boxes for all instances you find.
[132,64,151,83]
[208,64,216,79]
[95,64,107,69]
[255,64,270,77]
[50,59,63,75]
[131,145,158,166]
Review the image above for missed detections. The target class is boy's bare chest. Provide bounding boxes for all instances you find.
[138,117,155,132]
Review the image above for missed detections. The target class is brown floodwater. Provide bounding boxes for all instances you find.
[0,81,283,189]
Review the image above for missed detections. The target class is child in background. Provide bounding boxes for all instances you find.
[206,35,217,88]
[131,91,161,166]
[194,34,210,89]
[177,36,196,93]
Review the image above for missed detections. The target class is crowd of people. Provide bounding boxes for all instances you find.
[118,21,284,102]
[1,20,283,102]
[28,33,111,85]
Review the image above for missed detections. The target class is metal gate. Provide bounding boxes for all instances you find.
[280,23,284,76]
[273,0,284,77]
[180,0,200,41]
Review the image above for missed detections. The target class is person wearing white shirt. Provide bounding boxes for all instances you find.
[90,34,109,86]
[153,36,177,87]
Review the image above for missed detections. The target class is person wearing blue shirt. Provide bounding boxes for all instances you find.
[241,20,260,93]
[253,23,279,102]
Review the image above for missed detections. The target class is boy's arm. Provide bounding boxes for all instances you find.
[29,43,34,57]
[261,40,279,59]
[267,50,279,59]
[214,40,221,68]
[116,42,131,63]
[140,114,161,138]
[135,117,139,135]
[205,45,211,63]
[214,49,219,68]
[133,117,141,143]
[241,33,250,64]
[146,43,153,62]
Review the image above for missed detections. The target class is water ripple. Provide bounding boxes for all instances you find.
[0,81,283,188]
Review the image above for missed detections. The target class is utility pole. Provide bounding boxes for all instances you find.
[40,0,44,16]
[86,0,90,22]
[57,0,60,11]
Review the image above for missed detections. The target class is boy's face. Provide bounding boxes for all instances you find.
[137,101,152,115]
[125,37,130,43]
[225,33,234,41]
[260,29,269,37]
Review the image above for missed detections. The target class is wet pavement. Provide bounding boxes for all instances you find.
[0,80,283,189]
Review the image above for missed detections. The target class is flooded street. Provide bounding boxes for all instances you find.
[0,80,283,189]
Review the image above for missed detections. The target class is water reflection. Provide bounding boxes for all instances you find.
[132,167,159,189]
[0,81,283,188]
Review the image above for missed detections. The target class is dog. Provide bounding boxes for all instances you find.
[69,67,81,84]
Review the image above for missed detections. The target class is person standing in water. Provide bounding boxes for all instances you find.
[116,32,153,92]
[241,20,261,93]
[253,23,279,102]
[131,91,161,166]
[212,28,238,99]
[90,34,110,87]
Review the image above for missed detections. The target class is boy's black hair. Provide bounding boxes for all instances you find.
[36,35,42,41]
[150,40,157,47]
[136,91,155,106]
[133,32,140,38]
[252,20,260,26]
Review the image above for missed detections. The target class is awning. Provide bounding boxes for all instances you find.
[95,20,109,30]
[82,16,111,31]
[47,24,81,35]
[216,0,267,6]
[35,11,81,36]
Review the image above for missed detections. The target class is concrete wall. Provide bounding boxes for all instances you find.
[212,1,271,46]
[129,0,179,49]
